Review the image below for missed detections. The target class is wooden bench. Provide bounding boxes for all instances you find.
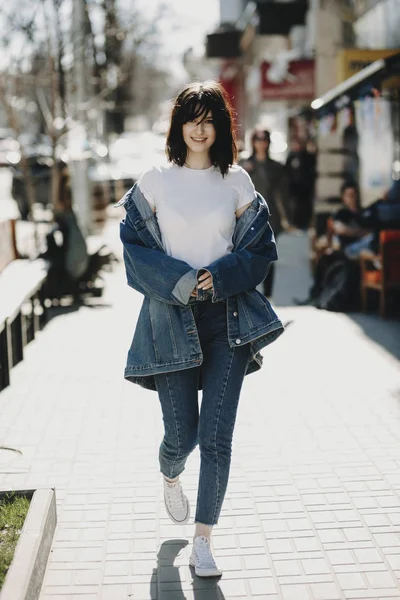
[0,219,49,391]
[360,229,400,318]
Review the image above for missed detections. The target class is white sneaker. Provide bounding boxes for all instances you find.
[163,477,190,525]
[189,536,222,577]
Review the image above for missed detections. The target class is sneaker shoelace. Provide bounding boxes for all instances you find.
[195,536,217,568]
[165,480,186,509]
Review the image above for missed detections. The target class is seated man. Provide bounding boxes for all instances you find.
[332,182,371,255]
[295,181,371,310]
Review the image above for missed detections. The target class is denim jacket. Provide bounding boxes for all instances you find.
[117,182,284,390]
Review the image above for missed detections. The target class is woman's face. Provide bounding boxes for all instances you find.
[342,186,358,212]
[182,111,216,155]
[253,132,270,153]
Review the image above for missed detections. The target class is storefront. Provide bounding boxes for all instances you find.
[311,51,400,206]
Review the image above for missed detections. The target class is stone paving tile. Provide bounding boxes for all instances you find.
[1,226,400,599]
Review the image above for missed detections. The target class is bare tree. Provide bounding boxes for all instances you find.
[0,76,40,248]
[0,0,176,236]
[0,0,68,221]
[85,0,171,135]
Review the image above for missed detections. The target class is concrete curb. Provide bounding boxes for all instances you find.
[0,488,57,600]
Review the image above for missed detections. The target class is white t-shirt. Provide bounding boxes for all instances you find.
[138,162,256,269]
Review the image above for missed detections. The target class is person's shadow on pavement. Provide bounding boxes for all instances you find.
[149,539,226,600]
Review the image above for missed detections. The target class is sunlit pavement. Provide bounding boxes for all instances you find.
[1,219,400,600]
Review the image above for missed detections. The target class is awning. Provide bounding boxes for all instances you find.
[311,51,400,117]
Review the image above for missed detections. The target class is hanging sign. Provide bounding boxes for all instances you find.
[260,59,315,101]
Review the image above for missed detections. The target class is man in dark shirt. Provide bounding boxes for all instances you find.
[294,181,370,305]
[286,138,316,230]
[334,206,367,248]
[331,183,370,250]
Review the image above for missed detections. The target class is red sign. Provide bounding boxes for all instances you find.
[261,59,315,100]
[219,63,244,137]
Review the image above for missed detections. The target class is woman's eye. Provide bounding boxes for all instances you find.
[186,118,213,125]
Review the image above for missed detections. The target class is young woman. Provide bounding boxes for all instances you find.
[117,82,284,577]
[240,128,291,297]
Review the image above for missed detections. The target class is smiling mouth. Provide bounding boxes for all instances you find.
[191,137,207,142]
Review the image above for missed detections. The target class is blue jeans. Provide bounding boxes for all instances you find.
[344,233,374,259]
[154,299,250,526]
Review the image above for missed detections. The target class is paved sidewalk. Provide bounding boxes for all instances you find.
[1,223,400,600]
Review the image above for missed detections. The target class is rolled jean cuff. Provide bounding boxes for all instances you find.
[159,444,187,480]
[171,269,198,305]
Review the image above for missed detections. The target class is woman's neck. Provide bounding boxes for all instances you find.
[255,150,267,162]
[184,150,212,170]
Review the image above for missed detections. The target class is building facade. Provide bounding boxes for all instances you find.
[205,0,400,209]
[206,0,312,161]
[313,0,400,206]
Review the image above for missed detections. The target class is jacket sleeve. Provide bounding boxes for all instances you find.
[120,213,198,306]
[205,221,278,302]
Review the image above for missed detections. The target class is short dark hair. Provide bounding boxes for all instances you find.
[340,180,358,196]
[166,81,237,176]
[340,180,360,209]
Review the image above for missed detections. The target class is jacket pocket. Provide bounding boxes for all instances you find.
[148,299,179,360]
[252,290,279,321]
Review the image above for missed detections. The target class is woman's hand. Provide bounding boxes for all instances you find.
[190,270,214,298]
[197,270,214,291]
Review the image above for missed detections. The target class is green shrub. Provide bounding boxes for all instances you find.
[0,493,30,589]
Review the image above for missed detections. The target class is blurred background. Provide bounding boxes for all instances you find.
[0,0,220,235]
[0,0,400,324]
[1,0,399,231]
